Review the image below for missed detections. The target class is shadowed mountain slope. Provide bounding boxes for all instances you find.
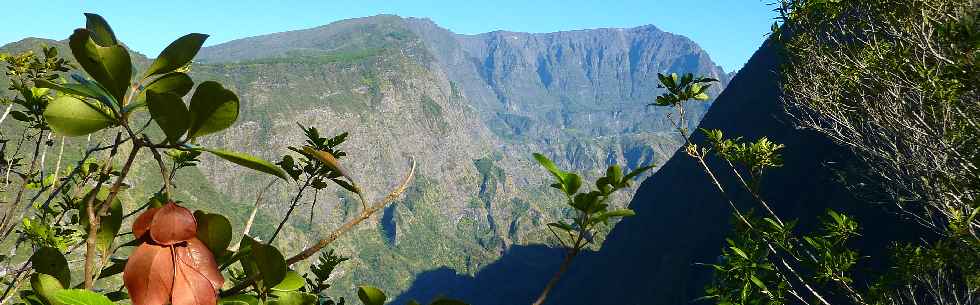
[394,36,920,305]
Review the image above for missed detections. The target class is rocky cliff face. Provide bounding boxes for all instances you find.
[393,34,921,305]
[2,14,728,300]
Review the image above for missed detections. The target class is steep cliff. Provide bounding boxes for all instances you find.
[1,14,730,300]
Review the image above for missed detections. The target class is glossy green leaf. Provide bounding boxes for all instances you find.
[532,153,563,180]
[130,72,194,110]
[193,211,233,257]
[78,187,123,254]
[200,148,289,180]
[269,291,317,305]
[187,81,239,138]
[271,271,306,292]
[52,289,114,305]
[43,95,115,136]
[144,33,208,78]
[68,28,131,102]
[243,238,287,290]
[70,75,121,112]
[146,91,189,143]
[730,246,750,260]
[31,247,70,287]
[563,173,581,195]
[35,79,100,100]
[83,13,118,46]
[356,286,386,305]
[31,273,65,305]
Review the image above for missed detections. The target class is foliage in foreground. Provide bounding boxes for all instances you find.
[0,13,422,305]
[648,0,980,304]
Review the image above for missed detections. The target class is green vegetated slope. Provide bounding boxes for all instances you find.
[1,14,729,300]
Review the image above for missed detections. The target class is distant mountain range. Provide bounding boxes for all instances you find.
[392,31,920,305]
[1,14,730,301]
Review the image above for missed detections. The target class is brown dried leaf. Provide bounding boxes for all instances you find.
[171,258,218,305]
[176,238,224,290]
[150,202,197,245]
[132,207,160,239]
[303,146,351,179]
[123,243,174,305]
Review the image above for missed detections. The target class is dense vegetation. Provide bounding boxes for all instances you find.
[0,13,425,305]
[666,0,980,305]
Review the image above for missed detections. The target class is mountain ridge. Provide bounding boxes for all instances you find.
[1,14,730,301]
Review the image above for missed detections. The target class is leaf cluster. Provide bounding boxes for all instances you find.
[533,153,653,248]
[650,72,718,107]
[278,124,353,192]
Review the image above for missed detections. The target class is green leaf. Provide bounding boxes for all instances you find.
[269,291,318,305]
[130,72,194,110]
[144,33,208,78]
[606,165,623,184]
[187,81,239,138]
[30,273,65,305]
[35,79,100,100]
[78,187,123,254]
[221,237,256,271]
[146,91,189,143]
[563,173,582,196]
[193,211,233,257]
[10,111,30,122]
[271,271,306,292]
[243,239,287,290]
[52,289,114,305]
[43,95,115,136]
[749,275,768,291]
[532,153,563,180]
[70,75,121,112]
[68,28,131,102]
[729,246,750,260]
[31,247,70,287]
[83,13,118,46]
[199,148,289,180]
[356,286,386,305]
[602,209,636,218]
[623,165,655,183]
[219,295,261,305]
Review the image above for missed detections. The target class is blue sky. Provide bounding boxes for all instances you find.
[1,0,775,72]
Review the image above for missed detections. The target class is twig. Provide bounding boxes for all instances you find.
[240,178,277,245]
[268,178,312,244]
[220,160,415,297]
